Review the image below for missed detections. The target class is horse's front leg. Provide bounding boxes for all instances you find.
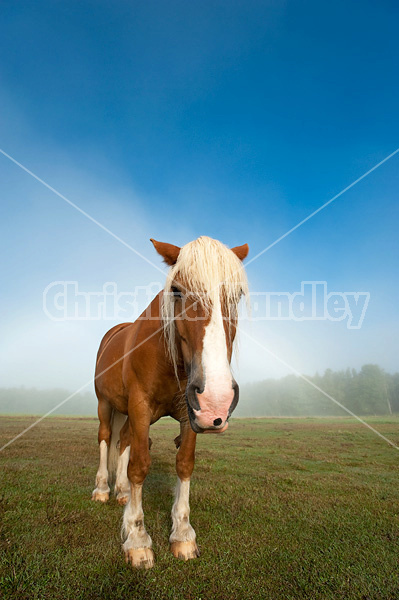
[122,410,154,569]
[170,421,200,561]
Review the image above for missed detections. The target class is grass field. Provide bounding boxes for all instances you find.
[1,415,399,600]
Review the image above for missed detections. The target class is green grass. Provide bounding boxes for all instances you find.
[1,415,399,599]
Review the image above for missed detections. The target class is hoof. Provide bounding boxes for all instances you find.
[116,492,129,506]
[125,547,155,569]
[91,489,110,503]
[170,540,200,561]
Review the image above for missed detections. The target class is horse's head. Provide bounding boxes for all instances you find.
[151,236,249,434]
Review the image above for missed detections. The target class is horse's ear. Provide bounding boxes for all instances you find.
[231,243,249,261]
[150,239,181,266]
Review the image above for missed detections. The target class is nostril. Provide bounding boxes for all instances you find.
[213,418,222,427]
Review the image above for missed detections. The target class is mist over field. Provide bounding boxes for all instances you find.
[1,364,398,418]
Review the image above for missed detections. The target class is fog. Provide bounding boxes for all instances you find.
[1,364,397,418]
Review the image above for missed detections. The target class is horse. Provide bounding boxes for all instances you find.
[91,236,249,568]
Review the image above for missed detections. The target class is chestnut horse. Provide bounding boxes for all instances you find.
[92,236,249,568]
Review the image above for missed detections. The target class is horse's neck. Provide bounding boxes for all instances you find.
[138,291,162,321]
[146,292,187,382]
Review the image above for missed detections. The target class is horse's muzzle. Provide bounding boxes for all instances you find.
[185,381,239,433]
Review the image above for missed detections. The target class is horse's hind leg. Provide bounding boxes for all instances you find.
[115,419,130,506]
[92,396,112,503]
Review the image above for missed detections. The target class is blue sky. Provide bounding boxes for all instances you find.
[0,1,398,390]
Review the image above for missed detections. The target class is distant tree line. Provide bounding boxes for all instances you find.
[0,365,398,417]
[0,388,97,416]
[237,365,399,417]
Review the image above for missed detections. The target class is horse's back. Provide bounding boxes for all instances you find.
[96,322,132,367]
[95,322,134,409]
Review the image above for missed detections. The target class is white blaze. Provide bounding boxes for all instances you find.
[194,299,234,428]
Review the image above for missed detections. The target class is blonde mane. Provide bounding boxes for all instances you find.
[162,236,249,372]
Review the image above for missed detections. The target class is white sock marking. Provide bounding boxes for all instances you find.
[93,439,110,494]
[123,484,152,551]
[115,445,130,496]
[170,478,196,543]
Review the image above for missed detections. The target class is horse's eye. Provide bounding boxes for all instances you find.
[171,286,182,298]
